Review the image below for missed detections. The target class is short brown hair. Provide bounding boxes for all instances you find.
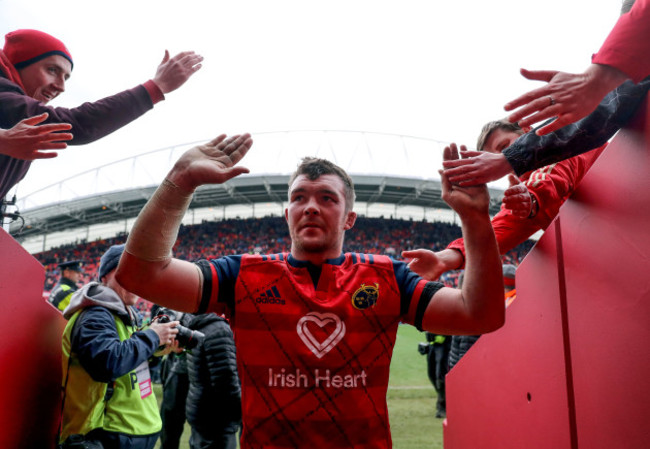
[476,119,523,151]
[288,157,356,211]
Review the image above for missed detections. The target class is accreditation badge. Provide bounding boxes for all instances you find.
[134,360,153,399]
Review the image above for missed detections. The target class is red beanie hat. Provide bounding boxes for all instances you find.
[4,29,73,70]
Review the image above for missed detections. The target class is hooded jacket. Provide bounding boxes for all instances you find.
[60,282,161,442]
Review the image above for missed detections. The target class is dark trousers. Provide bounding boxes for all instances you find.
[427,343,450,414]
[86,428,159,449]
[189,429,238,449]
[160,362,190,449]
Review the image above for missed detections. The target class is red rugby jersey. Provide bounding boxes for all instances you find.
[197,252,441,449]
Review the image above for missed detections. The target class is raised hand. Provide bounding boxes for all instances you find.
[440,144,490,216]
[442,147,512,186]
[0,113,72,160]
[501,174,533,218]
[504,64,628,136]
[168,133,254,192]
[153,50,204,94]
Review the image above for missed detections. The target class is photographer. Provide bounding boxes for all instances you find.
[59,244,179,449]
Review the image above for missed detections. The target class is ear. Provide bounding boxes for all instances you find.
[284,208,289,222]
[343,211,357,230]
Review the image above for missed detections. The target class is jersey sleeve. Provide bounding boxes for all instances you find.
[391,259,444,331]
[446,207,540,268]
[195,256,242,316]
[591,0,650,83]
[525,146,605,229]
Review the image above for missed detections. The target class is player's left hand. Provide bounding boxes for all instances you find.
[440,144,490,216]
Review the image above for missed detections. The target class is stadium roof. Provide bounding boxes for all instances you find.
[8,131,507,249]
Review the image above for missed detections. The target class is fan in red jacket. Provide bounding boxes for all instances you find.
[403,119,605,280]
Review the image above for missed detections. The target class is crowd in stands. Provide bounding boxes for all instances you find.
[36,215,535,309]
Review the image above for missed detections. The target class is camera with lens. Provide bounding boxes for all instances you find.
[153,308,205,350]
[417,342,429,356]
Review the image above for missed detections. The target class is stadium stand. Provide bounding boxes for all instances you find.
[35,216,535,296]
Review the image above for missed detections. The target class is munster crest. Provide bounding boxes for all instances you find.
[352,283,379,310]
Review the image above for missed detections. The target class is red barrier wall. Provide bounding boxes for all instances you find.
[0,229,65,449]
[444,99,650,449]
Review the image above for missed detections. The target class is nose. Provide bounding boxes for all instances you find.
[303,198,319,215]
[53,75,66,93]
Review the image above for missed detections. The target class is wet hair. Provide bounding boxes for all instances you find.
[475,119,524,151]
[288,157,356,211]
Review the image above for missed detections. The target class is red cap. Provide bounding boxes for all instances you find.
[4,29,73,70]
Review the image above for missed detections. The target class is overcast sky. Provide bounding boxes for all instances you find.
[1,0,622,202]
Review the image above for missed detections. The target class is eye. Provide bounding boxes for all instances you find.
[497,140,510,152]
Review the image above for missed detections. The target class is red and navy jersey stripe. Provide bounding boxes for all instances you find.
[197,252,442,330]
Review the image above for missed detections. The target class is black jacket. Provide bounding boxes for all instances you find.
[448,335,480,371]
[503,76,650,176]
[185,313,241,434]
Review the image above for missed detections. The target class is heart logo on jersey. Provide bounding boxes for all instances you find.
[297,312,346,359]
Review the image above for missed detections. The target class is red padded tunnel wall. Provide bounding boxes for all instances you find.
[0,230,66,448]
[444,99,650,449]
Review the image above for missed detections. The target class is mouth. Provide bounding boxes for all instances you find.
[299,222,323,232]
[41,91,56,102]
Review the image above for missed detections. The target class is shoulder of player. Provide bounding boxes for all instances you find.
[240,253,289,266]
[343,252,398,269]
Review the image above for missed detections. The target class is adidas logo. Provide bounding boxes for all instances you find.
[255,285,286,305]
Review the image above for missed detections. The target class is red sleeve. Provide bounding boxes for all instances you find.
[447,146,606,267]
[446,238,466,262]
[592,0,650,83]
[446,207,540,269]
[526,146,605,229]
[195,259,226,316]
